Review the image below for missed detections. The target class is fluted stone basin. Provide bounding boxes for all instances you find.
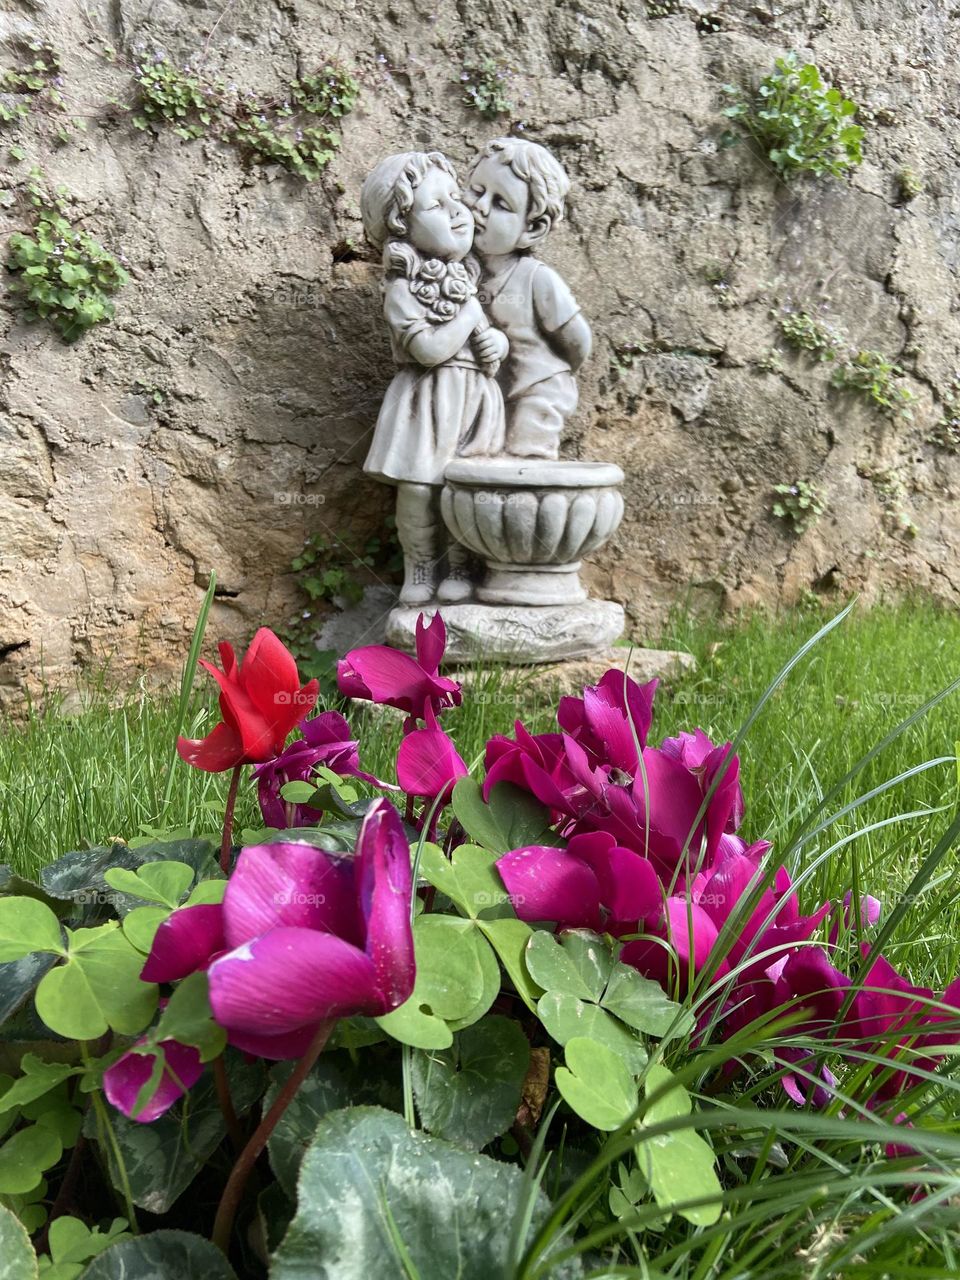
[441,458,625,606]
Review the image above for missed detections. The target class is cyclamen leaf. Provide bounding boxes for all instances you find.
[78,1231,239,1280]
[0,1202,37,1279]
[412,1016,529,1150]
[271,1107,583,1280]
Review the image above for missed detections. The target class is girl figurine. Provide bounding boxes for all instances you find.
[360,151,509,605]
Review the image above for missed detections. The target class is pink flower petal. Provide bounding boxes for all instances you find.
[496,845,602,930]
[355,800,415,1009]
[396,726,467,801]
[208,927,386,1036]
[227,1022,323,1061]
[141,903,227,984]
[104,1039,204,1122]
[222,842,362,951]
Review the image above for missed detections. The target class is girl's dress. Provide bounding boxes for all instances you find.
[363,262,505,486]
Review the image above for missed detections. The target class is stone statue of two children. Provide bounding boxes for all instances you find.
[360,138,592,607]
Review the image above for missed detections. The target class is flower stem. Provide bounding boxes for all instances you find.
[213,1053,244,1152]
[220,763,242,874]
[211,1019,334,1255]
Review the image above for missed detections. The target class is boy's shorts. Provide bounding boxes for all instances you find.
[505,372,578,459]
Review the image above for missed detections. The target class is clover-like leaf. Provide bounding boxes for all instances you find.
[34,924,157,1040]
[0,899,64,963]
[556,1036,637,1132]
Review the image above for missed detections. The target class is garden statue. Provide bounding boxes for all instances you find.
[359,139,626,661]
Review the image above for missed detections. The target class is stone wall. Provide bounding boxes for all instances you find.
[2,0,959,706]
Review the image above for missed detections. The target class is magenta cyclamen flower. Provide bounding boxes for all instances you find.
[622,838,830,991]
[496,831,662,934]
[556,668,658,776]
[337,612,461,730]
[253,709,394,828]
[107,800,415,1121]
[103,1038,204,1124]
[396,710,468,804]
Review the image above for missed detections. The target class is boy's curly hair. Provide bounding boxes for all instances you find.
[470,137,570,226]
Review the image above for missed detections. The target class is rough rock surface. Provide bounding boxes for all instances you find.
[2,0,959,707]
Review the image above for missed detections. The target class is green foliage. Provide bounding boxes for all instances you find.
[77,1231,238,1280]
[609,339,647,374]
[897,164,923,202]
[460,56,514,119]
[0,42,83,143]
[634,1064,722,1226]
[375,914,499,1049]
[777,308,915,419]
[6,178,128,342]
[0,1201,37,1277]
[271,1107,582,1280]
[778,309,844,361]
[38,1216,130,1280]
[411,1015,529,1149]
[771,480,825,536]
[831,347,916,417]
[132,58,211,139]
[859,465,919,539]
[131,55,359,181]
[555,1036,636,1131]
[283,522,401,681]
[930,375,960,452]
[527,929,688,1074]
[722,53,865,181]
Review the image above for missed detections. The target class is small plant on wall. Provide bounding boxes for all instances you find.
[776,309,915,420]
[771,480,825,535]
[5,172,128,341]
[131,54,360,181]
[459,56,514,120]
[722,53,864,181]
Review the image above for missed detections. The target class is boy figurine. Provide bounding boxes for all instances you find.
[463,138,592,459]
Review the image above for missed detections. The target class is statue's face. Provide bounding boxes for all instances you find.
[464,157,531,257]
[406,167,473,260]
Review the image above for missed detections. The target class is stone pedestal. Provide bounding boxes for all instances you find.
[385,600,626,664]
[440,457,625,607]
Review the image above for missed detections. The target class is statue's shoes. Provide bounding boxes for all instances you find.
[437,575,473,604]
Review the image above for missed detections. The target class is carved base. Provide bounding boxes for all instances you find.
[385,600,625,663]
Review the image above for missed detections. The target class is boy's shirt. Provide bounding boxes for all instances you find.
[479,255,581,399]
